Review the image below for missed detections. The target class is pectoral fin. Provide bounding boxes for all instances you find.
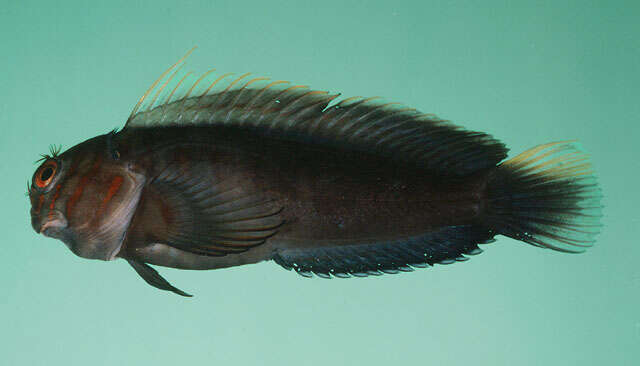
[127,259,193,297]
[140,160,284,257]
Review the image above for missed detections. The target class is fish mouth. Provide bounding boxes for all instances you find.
[33,210,68,237]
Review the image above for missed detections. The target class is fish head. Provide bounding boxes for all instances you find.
[28,132,145,261]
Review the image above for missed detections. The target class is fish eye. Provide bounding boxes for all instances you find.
[34,161,58,188]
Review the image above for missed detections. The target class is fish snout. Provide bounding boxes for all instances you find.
[32,209,68,237]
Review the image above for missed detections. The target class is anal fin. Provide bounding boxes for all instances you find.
[272,225,494,278]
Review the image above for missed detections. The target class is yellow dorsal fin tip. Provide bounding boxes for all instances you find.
[128,47,197,122]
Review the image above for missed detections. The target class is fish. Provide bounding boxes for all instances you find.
[28,49,603,297]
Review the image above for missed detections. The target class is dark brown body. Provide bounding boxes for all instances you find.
[116,126,489,270]
[29,55,601,296]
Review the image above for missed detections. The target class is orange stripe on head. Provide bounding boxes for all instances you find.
[66,178,87,218]
[48,185,62,213]
[98,176,124,214]
[66,155,103,218]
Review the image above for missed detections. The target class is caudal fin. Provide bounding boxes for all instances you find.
[485,141,603,253]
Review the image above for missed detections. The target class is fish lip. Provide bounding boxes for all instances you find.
[37,210,69,236]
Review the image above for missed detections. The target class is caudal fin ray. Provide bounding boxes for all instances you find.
[486,141,603,253]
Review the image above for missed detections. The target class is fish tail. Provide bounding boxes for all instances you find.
[485,141,603,253]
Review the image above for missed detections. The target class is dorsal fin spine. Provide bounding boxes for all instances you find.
[184,69,217,101]
[211,74,251,122]
[372,123,420,146]
[256,84,307,118]
[335,96,362,107]
[415,136,480,166]
[284,93,338,130]
[178,68,217,121]
[306,101,346,133]
[126,53,509,177]
[375,125,423,147]
[231,77,270,111]
[386,133,425,155]
[244,80,289,111]
[355,108,417,140]
[220,73,252,105]
[274,90,329,129]
[148,64,185,115]
[331,98,387,134]
[340,102,399,136]
[162,71,193,123]
[198,72,235,106]
[409,130,469,158]
[325,97,380,130]
[233,80,291,126]
[281,90,328,115]
[222,77,269,123]
[199,72,235,115]
[127,47,196,125]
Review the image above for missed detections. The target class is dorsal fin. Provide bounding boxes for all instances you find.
[124,51,508,176]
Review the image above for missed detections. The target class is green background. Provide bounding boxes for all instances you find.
[1,1,638,365]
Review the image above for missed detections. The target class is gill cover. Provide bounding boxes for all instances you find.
[31,134,147,261]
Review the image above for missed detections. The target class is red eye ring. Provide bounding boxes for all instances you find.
[35,161,58,188]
